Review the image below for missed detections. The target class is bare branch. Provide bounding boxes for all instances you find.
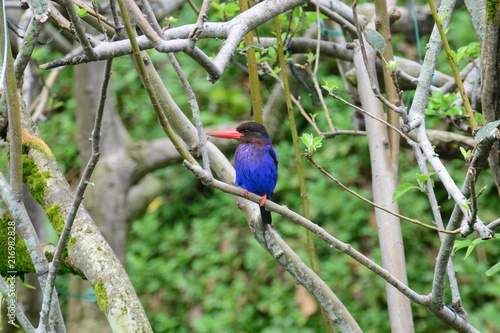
[55,0,96,58]
[38,59,112,331]
[306,155,458,234]
[167,53,211,173]
[184,161,427,307]
[41,0,310,83]
[0,175,66,331]
[0,275,35,332]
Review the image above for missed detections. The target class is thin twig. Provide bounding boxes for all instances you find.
[306,154,459,234]
[321,129,366,137]
[316,3,357,36]
[410,141,465,310]
[138,0,162,35]
[72,0,115,29]
[127,0,163,44]
[117,0,196,165]
[274,16,334,333]
[467,167,478,231]
[48,2,100,47]
[291,94,323,134]
[14,15,45,85]
[329,92,413,142]
[306,2,334,132]
[3,24,22,201]
[38,59,112,330]
[92,2,110,41]
[265,61,364,139]
[350,0,408,119]
[487,218,500,230]
[0,174,67,333]
[374,0,401,166]
[189,0,211,40]
[427,0,477,131]
[0,276,36,332]
[59,0,95,58]
[312,1,321,76]
[186,0,200,14]
[239,0,263,124]
[109,0,125,38]
[305,65,335,131]
[184,160,427,304]
[167,53,211,173]
[30,66,65,120]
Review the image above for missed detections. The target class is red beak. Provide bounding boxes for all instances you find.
[206,129,243,139]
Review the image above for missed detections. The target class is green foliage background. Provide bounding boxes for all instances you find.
[3,1,498,332]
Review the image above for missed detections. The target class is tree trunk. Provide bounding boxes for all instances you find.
[353,42,414,332]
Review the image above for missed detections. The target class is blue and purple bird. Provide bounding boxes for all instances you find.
[207,121,278,224]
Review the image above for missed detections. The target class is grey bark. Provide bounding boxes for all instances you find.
[353,42,414,332]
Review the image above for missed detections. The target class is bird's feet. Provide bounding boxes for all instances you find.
[242,190,268,207]
[259,194,268,207]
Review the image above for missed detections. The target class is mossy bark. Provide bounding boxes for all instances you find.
[20,119,152,332]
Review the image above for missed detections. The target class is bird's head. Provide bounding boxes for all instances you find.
[207,121,271,143]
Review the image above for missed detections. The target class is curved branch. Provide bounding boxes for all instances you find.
[19,120,152,331]
[184,161,426,306]
[41,0,310,83]
[57,0,96,58]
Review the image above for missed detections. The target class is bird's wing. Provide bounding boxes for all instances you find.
[267,145,278,167]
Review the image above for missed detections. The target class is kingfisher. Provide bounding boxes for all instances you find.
[207,121,278,224]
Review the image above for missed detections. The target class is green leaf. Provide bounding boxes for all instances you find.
[454,237,499,260]
[453,239,474,254]
[312,136,323,148]
[306,51,316,64]
[301,133,313,146]
[392,183,417,203]
[74,4,88,18]
[18,279,36,289]
[475,120,500,141]
[447,50,458,63]
[166,16,177,23]
[416,173,434,191]
[239,43,265,52]
[322,80,339,93]
[364,29,386,53]
[416,174,430,182]
[485,262,500,276]
[463,243,476,260]
[459,147,473,160]
[456,42,480,63]
[438,12,450,24]
[300,133,323,154]
[386,60,402,70]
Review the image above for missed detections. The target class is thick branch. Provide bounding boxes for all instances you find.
[42,0,309,83]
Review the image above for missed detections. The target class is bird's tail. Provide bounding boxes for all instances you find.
[260,207,272,224]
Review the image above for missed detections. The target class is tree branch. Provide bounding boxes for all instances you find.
[167,53,211,173]
[184,161,427,306]
[0,175,67,331]
[41,0,310,83]
[0,275,35,332]
[38,59,111,331]
[57,0,96,58]
[481,4,500,195]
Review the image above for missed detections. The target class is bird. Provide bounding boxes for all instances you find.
[207,121,278,224]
